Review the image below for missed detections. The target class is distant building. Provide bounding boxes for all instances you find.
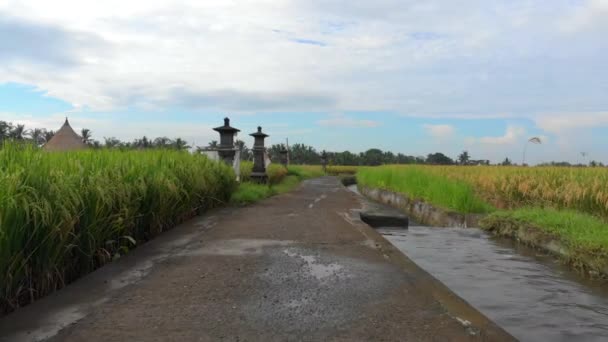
[44,118,88,151]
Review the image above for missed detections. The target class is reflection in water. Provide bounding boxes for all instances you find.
[380,227,608,342]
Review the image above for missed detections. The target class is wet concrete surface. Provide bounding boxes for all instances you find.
[0,177,513,341]
[380,227,608,342]
[350,183,608,341]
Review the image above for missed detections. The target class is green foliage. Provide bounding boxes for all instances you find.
[426,152,455,165]
[240,161,254,181]
[230,181,275,204]
[357,165,494,213]
[0,143,236,314]
[484,208,608,252]
[240,162,288,185]
[287,165,324,179]
[326,165,358,175]
[231,175,300,205]
[267,143,422,166]
[267,164,288,185]
[231,164,323,205]
[481,208,608,273]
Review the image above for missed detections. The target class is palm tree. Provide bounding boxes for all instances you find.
[43,130,55,143]
[0,121,12,142]
[133,136,151,149]
[10,124,26,140]
[153,137,173,148]
[173,138,190,150]
[235,139,251,160]
[28,128,46,146]
[458,151,470,165]
[81,128,92,144]
[104,137,122,148]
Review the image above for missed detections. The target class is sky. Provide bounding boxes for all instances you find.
[1,0,607,164]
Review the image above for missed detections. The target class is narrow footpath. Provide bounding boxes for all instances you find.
[0,177,514,341]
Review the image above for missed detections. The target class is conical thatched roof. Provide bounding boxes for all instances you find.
[44,118,88,151]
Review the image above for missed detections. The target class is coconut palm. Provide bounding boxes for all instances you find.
[27,128,46,146]
[104,137,122,148]
[173,138,190,150]
[10,124,26,140]
[153,137,173,148]
[0,121,12,142]
[133,136,152,149]
[458,151,470,165]
[44,130,56,143]
[81,128,92,144]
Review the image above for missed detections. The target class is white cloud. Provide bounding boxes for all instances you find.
[317,114,380,128]
[1,0,604,116]
[422,124,454,139]
[470,125,526,145]
[560,0,608,32]
[534,112,608,134]
[0,112,216,147]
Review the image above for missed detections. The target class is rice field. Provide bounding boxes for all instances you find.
[0,143,236,314]
[357,166,494,213]
[359,165,608,217]
[231,163,321,205]
[239,161,289,185]
[357,165,608,274]
[326,165,358,175]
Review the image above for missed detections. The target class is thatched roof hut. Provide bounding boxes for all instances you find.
[44,118,88,151]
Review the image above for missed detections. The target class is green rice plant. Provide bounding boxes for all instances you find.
[239,161,287,185]
[357,165,494,213]
[399,165,608,219]
[0,143,236,314]
[240,161,253,182]
[267,164,288,185]
[326,165,358,175]
[287,165,324,179]
[231,164,323,205]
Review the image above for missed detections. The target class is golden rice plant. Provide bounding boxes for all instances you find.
[394,165,608,219]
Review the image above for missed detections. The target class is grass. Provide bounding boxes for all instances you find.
[481,208,608,273]
[358,165,608,275]
[287,165,325,179]
[483,208,608,253]
[326,165,358,175]
[231,164,323,205]
[357,165,494,213]
[397,165,608,219]
[0,143,236,314]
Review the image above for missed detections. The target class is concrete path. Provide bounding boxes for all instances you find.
[0,177,514,341]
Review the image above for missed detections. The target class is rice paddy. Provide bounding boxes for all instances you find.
[231,163,321,205]
[357,165,608,275]
[0,143,236,314]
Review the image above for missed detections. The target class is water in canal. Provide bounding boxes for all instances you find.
[348,184,608,341]
[379,227,608,341]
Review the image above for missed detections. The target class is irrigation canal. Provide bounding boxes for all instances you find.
[349,184,608,341]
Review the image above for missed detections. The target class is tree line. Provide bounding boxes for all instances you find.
[0,120,191,150]
[1,120,604,167]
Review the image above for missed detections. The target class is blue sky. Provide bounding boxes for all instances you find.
[1,0,608,164]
